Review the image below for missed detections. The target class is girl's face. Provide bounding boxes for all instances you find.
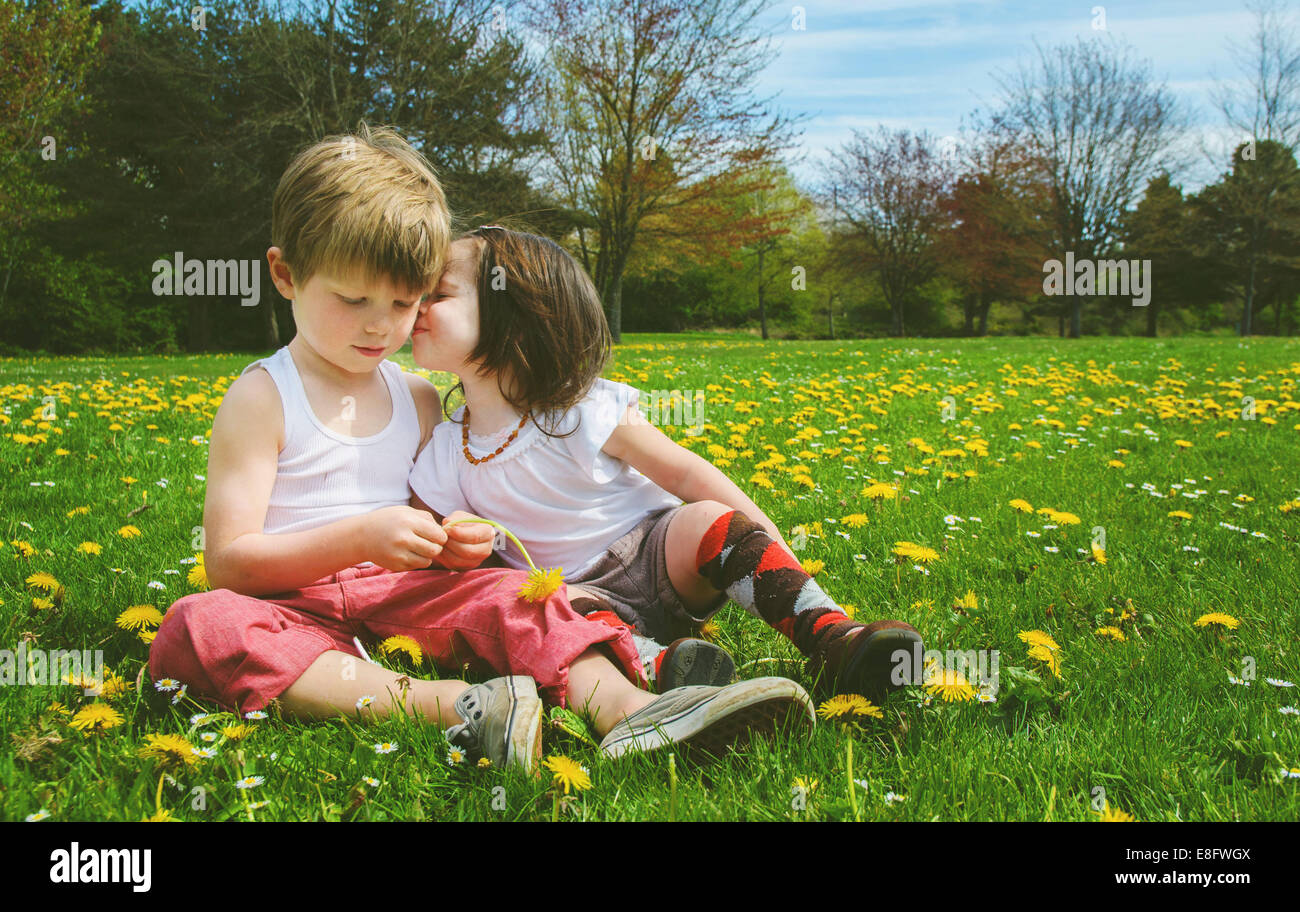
[411,238,482,374]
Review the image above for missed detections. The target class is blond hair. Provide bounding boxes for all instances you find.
[271,122,450,294]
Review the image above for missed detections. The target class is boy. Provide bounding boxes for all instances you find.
[149,123,815,771]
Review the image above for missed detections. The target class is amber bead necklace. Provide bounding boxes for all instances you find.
[461,407,529,465]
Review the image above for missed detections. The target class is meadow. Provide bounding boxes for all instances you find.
[2,334,1298,822]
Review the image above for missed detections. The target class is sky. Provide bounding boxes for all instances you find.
[751,0,1264,191]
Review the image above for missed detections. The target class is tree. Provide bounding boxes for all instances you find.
[826,127,953,336]
[530,0,798,341]
[1193,140,1300,335]
[742,166,813,339]
[991,37,1184,337]
[937,136,1051,336]
[1212,0,1300,153]
[1122,174,1212,336]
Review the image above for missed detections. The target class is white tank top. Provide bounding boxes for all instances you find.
[242,347,420,535]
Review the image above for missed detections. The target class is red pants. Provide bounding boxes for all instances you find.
[149,564,643,715]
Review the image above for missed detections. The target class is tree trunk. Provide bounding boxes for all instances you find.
[1069,299,1081,338]
[756,247,768,340]
[827,292,834,339]
[606,271,623,343]
[1243,220,1258,336]
[963,293,975,336]
[977,293,991,336]
[1146,299,1158,337]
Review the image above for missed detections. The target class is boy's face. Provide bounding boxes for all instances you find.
[268,247,431,373]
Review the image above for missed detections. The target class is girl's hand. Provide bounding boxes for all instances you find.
[439,511,496,570]
[365,505,448,571]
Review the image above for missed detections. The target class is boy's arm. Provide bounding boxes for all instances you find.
[602,404,795,555]
[204,370,444,596]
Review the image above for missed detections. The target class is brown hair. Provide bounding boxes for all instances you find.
[447,225,611,435]
[271,122,450,295]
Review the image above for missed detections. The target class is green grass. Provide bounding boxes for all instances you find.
[2,335,1298,821]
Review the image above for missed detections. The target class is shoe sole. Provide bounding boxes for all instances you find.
[838,628,925,700]
[658,639,735,691]
[502,676,544,773]
[601,677,814,760]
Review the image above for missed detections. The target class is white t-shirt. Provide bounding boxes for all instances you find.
[409,379,681,579]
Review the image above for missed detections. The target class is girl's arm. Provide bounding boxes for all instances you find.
[602,403,795,555]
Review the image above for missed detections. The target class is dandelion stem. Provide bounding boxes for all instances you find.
[551,789,560,823]
[445,516,537,571]
[669,754,678,822]
[846,735,858,821]
[155,772,165,815]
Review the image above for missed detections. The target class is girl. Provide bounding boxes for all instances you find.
[409,226,924,701]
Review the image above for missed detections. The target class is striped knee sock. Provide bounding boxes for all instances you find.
[695,510,859,656]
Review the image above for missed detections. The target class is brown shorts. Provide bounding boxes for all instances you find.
[566,505,728,644]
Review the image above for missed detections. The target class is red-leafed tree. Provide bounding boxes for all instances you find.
[938,137,1052,336]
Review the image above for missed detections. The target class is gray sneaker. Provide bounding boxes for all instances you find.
[598,676,815,760]
[445,676,543,772]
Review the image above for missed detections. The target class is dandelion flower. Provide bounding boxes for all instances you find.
[923,668,976,702]
[1046,510,1081,525]
[477,757,492,769]
[1017,630,1061,653]
[10,540,36,557]
[116,604,164,631]
[142,808,177,822]
[1194,612,1240,630]
[1091,543,1107,564]
[378,635,423,665]
[25,572,60,592]
[543,755,592,794]
[1009,499,1034,513]
[221,724,254,741]
[31,597,53,611]
[187,553,208,589]
[816,694,883,723]
[1173,440,1193,449]
[1095,626,1126,641]
[138,733,198,769]
[1027,644,1062,678]
[117,525,142,539]
[800,558,825,576]
[69,704,124,733]
[1168,510,1193,520]
[519,566,564,602]
[841,513,869,528]
[1098,803,1135,821]
[862,483,897,500]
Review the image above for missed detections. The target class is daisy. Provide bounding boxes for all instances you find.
[245,800,270,810]
[147,581,166,591]
[190,712,214,725]
[356,695,376,709]
[883,791,906,805]
[200,732,217,742]
[244,710,268,720]
[363,776,380,787]
[1266,678,1296,688]
[24,810,51,822]
[234,775,265,790]
[446,745,468,765]
[153,678,181,692]
[170,684,188,705]
[1280,707,1300,716]
[1228,674,1251,686]
[543,755,592,794]
[374,742,398,755]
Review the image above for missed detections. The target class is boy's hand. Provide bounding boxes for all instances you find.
[438,511,496,571]
[365,505,448,571]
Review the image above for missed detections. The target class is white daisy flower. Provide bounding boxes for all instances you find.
[356,695,376,709]
[1267,678,1296,688]
[190,713,214,725]
[246,800,269,810]
[24,809,50,822]
[363,776,380,787]
[200,732,217,742]
[154,678,181,692]
[446,746,467,765]
[147,581,166,590]
[191,746,217,759]
[1228,674,1251,686]
[244,710,268,720]
[234,775,265,789]
[1280,706,1300,716]
[1044,546,1060,553]
[374,742,398,755]
[170,684,188,704]
[883,791,906,805]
